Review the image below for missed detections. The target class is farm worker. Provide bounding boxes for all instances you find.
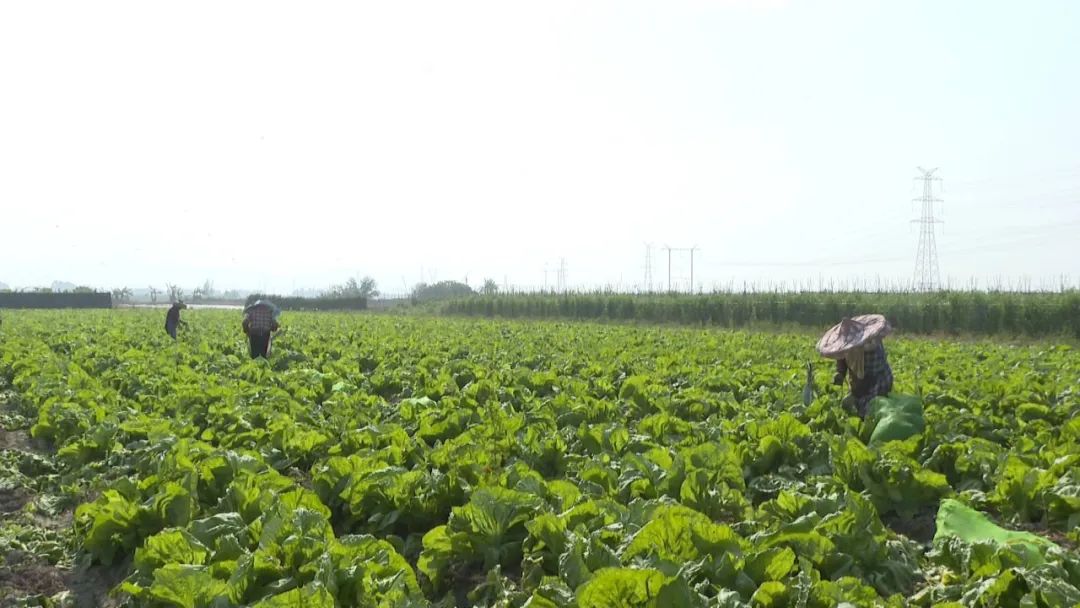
[816,314,894,418]
[242,300,280,359]
[165,301,187,340]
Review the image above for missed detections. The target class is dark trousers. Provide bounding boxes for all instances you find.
[249,332,271,359]
[165,320,178,340]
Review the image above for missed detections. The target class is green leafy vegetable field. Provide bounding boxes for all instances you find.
[0,310,1078,607]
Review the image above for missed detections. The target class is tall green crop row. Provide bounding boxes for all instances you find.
[441,290,1080,337]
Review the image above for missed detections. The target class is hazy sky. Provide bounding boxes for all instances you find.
[2,1,1078,294]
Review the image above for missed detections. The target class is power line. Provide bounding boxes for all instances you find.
[912,167,943,291]
[714,218,1080,269]
[937,226,1080,258]
[718,254,908,268]
[949,163,1080,187]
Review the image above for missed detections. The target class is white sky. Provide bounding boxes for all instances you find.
[2,0,1078,294]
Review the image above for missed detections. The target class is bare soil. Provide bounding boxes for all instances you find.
[0,410,122,607]
[31,506,74,532]
[885,510,938,544]
[1014,522,1078,551]
[0,426,37,515]
[0,428,35,452]
[0,556,127,608]
[65,561,129,608]
[0,551,68,604]
[0,485,31,514]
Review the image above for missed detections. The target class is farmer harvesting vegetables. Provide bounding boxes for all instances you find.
[165,301,187,340]
[816,314,894,418]
[242,300,280,359]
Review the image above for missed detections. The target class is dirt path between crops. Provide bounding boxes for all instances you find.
[0,391,123,608]
[0,555,125,608]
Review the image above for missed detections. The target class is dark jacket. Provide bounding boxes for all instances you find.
[165,304,185,329]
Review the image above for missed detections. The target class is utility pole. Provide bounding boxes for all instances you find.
[643,243,654,293]
[689,246,698,293]
[663,245,699,293]
[912,167,943,291]
[557,258,567,292]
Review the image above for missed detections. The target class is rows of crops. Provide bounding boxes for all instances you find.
[440,291,1080,338]
[0,310,1078,607]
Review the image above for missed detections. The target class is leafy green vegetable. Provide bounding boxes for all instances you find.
[1,310,1077,606]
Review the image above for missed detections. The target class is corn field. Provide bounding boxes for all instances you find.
[440,290,1080,338]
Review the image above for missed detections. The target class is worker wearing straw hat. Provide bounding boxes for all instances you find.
[242,300,281,359]
[817,314,894,418]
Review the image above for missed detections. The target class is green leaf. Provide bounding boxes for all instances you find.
[417,525,453,589]
[679,442,744,490]
[558,537,593,589]
[576,567,669,608]
[76,489,143,565]
[525,576,575,608]
[329,534,422,604]
[189,512,249,548]
[144,480,196,529]
[527,512,569,561]
[250,582,335,608]
[425,485,548,577]
[654,575,704,608]
[679,472,750,522]
[758,531,835,567]
[745,547,796,584]
[623,504,744,564]
[809,576,883,606]
[143,564,230,608]
[135,529,210,574]
[750,581,789,607]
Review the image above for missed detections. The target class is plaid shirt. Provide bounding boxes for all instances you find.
[244,306,277,333]
[837,342,893,416]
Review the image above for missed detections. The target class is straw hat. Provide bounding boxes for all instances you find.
[816,314,891,359]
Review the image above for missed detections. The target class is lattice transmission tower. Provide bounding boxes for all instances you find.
[912,167,943,291]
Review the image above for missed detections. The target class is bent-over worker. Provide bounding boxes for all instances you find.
[165,301,187,340]
[242,300,280,359]
[816,314,894,418]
